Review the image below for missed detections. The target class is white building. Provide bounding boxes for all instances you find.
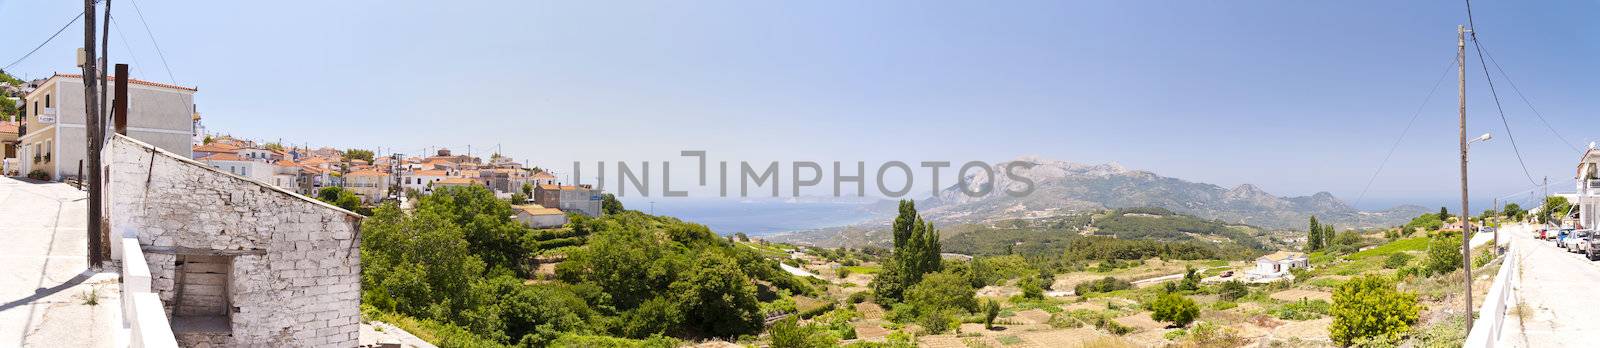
[199,153,275,183]
[1574,144,1600,230]
[16,73,196,180]
[1246,251,1307,283]
[400,169,451,195]
[513,204,568,229]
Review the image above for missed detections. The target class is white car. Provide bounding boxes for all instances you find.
[1566,230,1592,254]
[1578,230,1600,260]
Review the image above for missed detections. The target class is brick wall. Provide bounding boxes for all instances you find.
[107,134,362,347]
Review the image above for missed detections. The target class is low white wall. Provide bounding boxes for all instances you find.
[1464,243,1518,348]
[121,236,178,348]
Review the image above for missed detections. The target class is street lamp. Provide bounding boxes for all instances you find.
[1466,132,1494,250]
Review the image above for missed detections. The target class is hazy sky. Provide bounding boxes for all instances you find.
[3,1,1597,211]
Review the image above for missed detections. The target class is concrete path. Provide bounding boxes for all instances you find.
[1502,222,1600,347]
[0,176,120,347]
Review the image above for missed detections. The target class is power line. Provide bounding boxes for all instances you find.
[127,0,176,84]
[1467,19,1540,187]
[3,11,86,71]
[1351,56,1459,213]
[1473,39,1583,153]
[110,17,145,78]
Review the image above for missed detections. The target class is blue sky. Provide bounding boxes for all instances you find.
[3,1,1597,211]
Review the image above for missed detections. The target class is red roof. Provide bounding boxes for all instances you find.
[0,121,18,135]
[55,73,198,92]
[193,142,241,154]
[199,153,245,161]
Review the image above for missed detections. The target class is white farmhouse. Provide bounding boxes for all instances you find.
[1246,251,1308,283]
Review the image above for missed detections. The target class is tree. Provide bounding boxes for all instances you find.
[601,193,624,215]
[344,148,375,162]
[903,272,975,334]
[983,299,1001,329]
[768,317,837,348]
[1150,293,1199,327]
[522,182,534,197]
[263,142,285,151]
[1307,216,1323,251]
[1424,232,1463,276]
[317,187,366,215]
[1179,266,1201,291]
[1020,276,1044,299]
[872,200,943,304]
[1329,275,1420,345]
[670,252,763,338]
[1438,207,1450,221]
[1502,203,1525,221]
[1538,196,1571,225]
[1216,280,1248,301]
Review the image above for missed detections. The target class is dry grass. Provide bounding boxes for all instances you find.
[1074,335,1139,348]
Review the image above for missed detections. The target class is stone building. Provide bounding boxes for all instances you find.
[107,134,363,347]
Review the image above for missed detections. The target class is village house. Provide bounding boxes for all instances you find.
[1246,251,1308,282]
[343,169,391,203]
[535,183,604,216]
[433,177,481,190]
[1574,143,1600,230]
[191,142,241,159]
[1,121,18,175]
[198,153,275,183]
[15,73,196,180]
[107,134,362,347]
[513,204,568,228]
[401,169,451,195]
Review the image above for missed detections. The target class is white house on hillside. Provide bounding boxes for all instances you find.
[1246,251,1307,283]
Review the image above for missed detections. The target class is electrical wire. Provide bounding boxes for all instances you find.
[110,17,146,78]
[1465,11,1540,187]
[1350,56,1460,215]
[127,0,177,84]
[1473,39,1583,153]
[3,11,86,71]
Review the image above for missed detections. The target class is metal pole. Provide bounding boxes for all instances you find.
[1457,24,1474,331]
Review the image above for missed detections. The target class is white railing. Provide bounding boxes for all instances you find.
[120,237,178,348]
[1464,243,1518,348]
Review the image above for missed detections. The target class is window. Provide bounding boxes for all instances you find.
[44,94,50,108]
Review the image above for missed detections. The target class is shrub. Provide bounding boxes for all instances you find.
[1329,275,1420,346]
[1020,276,1045,299]
[1424,233,1463,276]
[847,291,872,304]
[983,299,1001,329]
[1271,299,1330,321]
[1383,253,1413,269]
[1150,293,1199,328]
[1215,280,1248,301]
[1211,301,1237,310]
[27,169,49,180]
[768,317,838,348]
[1074,277,1133,296]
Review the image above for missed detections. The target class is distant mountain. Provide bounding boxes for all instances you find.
[917,156,1428,230]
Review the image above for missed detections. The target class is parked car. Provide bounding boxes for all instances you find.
[1565,230,1591,253]
[1556,229,1574,248]
[1578,230,1600,260]
[1537,228,1549,240]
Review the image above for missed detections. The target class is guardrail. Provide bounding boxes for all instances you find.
[1464,243,1518,348]
[120,237,179,348]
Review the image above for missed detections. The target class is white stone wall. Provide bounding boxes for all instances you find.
[107,135,363,347]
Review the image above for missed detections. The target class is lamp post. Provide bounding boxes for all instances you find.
[1467,132,1493,250]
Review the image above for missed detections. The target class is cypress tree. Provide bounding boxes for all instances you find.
[893,200,917,248]
[1308,216,1323,251]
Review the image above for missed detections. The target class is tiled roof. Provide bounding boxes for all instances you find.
[346,169,388,177]
[275,160,300,168]
[409,169,449,177]
[193,142,241,154]
[199,153,245,161]
[437,177,479,185]
[55,73,198,92]
[513,204,564,216]
[532,172,556,179]
[0,121,18,134]
[538,184,584,191]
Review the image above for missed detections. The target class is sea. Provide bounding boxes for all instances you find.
[617,197,887,236]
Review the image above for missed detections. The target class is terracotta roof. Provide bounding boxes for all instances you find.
[275,160,300,168]
[0,121,18,135]
[54,73,198,92]
[409,169,449,177]
[199,153,245,161]
[513,204,564,216]
[532,172,556,180]
[538,184,584,191]
[436,177,479,185]
[347,169,388,177]
[193,142,241,154]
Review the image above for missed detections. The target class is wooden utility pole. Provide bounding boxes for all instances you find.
[81,0,106,266]
[1457,24,1473,331]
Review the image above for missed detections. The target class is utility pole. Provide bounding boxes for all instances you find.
[1457,24,1473,331]
[81,0,106,267]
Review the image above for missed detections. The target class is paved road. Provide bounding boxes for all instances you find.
[0,176,119,347]
[1502,223,1600,347]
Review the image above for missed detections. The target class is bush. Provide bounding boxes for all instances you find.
[1150,293,1199,327]
[1020,276,1045,299]
[847,291,872,304]
[768,317,838,348]
[983,299,1001,329]
[1271,299,1330,321]
[1424,233,1463,276]
[1074,277,1133,296]
[1383,253,1413,269]
[1215,280,1248,301]
[1329,275,1420,346]
[27,169,49,180]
